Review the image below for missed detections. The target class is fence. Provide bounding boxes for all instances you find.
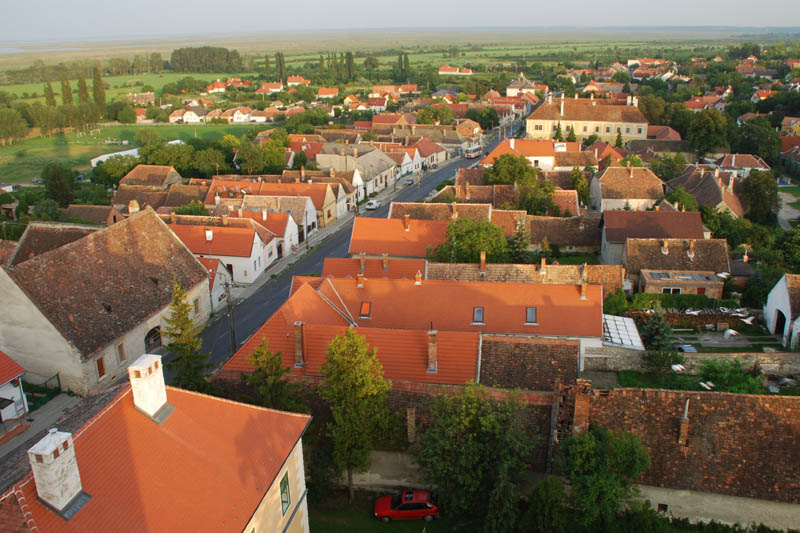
[23,373,61,412]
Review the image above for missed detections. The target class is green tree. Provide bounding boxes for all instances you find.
[507,220,530,263]
[92,154,139,188]
[428,218,509,263]
[150,52,163,73]
[619,154,644,167]
[554,122,564,141]
[566,127,577,142]
[319,329,391,501]
[732,116,781,164]
[0,108,28,146]
[135,128,160,147]
[700,358,768,394]
[518,477,569,533]
[615,129,624,148]
[740,169,779,225]
[60,73,73,106]
[92,66,106,116]
[364,56,378,71]
[642,350,685,384]
[687,108,728,158]
[416,384,537,532]
[117,105,136,124]
[193,147,227,177]
[44,82,56,107]
[41,161,74,207]
[163,281,210,392]
[264,54,271,79]
[345,51,354,80]
[664,187,699,212]
[173,200,209,215]
[638,313,674,351]
[556,426,650,528]
[637,94,667,124]
[31,198,63,221]
[649,152,687,181]
[244,338,305,412]
[237,138,267,174]
[571,167,590,207]
[603,289,628,316]
[485,153,534,185]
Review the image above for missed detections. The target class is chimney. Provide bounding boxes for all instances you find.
[688,240,695,260]
[412,125,416,135]
[28,428,85,514]
[205,229,213,241]
[632,96,639,107]
[466,182,471,200]
[655,204,660,211]
[359,252,366,271]
[382,253,389,270]
[427,330,438,372]
[128,353,171,421]
[678,399,690,446]
[353,146,358,158]
[415,270,422,285]
[356,272,364,288]
[510,138,515,150]
[403,214,410,231]
[560,97,565,116]
[626,95,632,106]
[628,162,633,179]
[731,154,735,167]
[300,165,305,179]
[743,250,749,263]
[221,215,228,226]
[215,194,220,206]
[594,148,598,159]
[128,199,140,214]
[480,251,486,274]
[590,93,594,101]
[294,322,304,367]
[661,239,669,255]
[540,257,546,274]
[547,94,552,105]
[261,208,267,221]
[714,167,720,178]
[580,281,587,300]
[169,212,176,224]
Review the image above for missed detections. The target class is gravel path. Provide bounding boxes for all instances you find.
[778,191,800,230]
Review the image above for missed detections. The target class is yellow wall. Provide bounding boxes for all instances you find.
[526,118,647,143]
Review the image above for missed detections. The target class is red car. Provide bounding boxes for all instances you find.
[374,489,439,522]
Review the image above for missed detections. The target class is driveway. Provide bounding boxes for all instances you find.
[778,191,800,230]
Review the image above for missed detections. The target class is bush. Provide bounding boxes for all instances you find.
[637,314,674,351]
[603,289,628,316]
[629,292,737,311]
[700,359,768,394]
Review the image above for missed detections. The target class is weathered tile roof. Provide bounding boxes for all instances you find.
[163,184,210,207]
[667,166,743,217]
[321,257,427,280]
[625,238,730,275]
[119,165,181,188]
[528,214,602,248]
[594,166,664,200]
[7,223,100,267]
[715,153,771,170]
[0,240,15,266]
[111,185,168,211]
[603,211,704,242]
[64,205,118,225]
[527,99,648,124]
[3,210,208,356]
[388,202,491,222]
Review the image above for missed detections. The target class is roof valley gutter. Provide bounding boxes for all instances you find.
[325,278,358,326]
[315,284,357,327]
[476,332,483,383]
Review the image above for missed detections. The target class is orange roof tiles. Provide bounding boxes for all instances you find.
[0,350,24,384]
[197,257,223,291]
[204,179,330,210]
[480,139,581,165]
[348,217,448,257]
[7,386,310,532]
[168,224,256,257]
[321,257,426,280]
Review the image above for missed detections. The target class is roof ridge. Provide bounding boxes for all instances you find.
[165,386,313,419]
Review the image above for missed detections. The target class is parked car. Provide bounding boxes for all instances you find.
[32,177,42,183]
[365,200,381,210]
[404,177,415,185]
[374,490,438,523]
[674,344,698,353]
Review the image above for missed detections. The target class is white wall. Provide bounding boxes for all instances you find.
[0,379,28,421]
[764,275,792,345]
[601,199,658,212]
[197,234,269,284]
[209,267,230,312]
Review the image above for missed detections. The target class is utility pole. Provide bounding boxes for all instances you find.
[226,282,236,353]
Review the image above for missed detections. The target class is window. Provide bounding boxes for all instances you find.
[595,126,600,133]
[534,124,543,131]
[472,307,484,324]
[254,260,257,270]
[583,126,588,132]
[637,127,643,134]
[605,126,610,133]
[193,298,200,315]
[697,287,706,295]
[533,159,539,167]
[525,307,538,324]
[280,473,291,515]
[96,357,106,379]
[359,301,371,319]
[626,127,630,134]
[116,343,126,363]
[657,503,669,513]
[662,288,681,294]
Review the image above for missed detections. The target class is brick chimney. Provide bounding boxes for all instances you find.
[128,199,140,214]
[510,138,515,150]
[128,354,170,421]
[294,322,304,367]
[415,270,422,285]
[661,239,669,255]
[353,146,358,158]
[480,251,486,275]
[403,214,410,231]
[359,252,366,271]
[300,165,305,179]
[427,330,438,372]
[356,272,364,288]
[382,253,389,271]
[688,240,695,260]
[169,212,176,224]
[560,94,565,116]
[28,428,85,514]
[540,257,546,274]
[678,399,690,446]
[205,229,213,241]
[221,215,229,226]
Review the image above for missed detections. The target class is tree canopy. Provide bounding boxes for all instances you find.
[740,169,779,225]
[428,218,510,263]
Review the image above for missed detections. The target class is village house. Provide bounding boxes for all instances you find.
[348,216,449,259]
[316,145,397,199]
[281,167,360,211]
[505,73,547,97]
[528,214,602,253]
[438,65,473,76]
[119,164,183,189]
[127,91,155,106]
[213,195,318,245]
[0,353,311,532]
[623,238,730,284]
[389,124,472,155]
[666,165,744,218]
[64,204,123,225]
[526,94,648,143]
[764,273,800,347]
[287,75,310,86]
[0,349,28,435]
[221,106,252,123]
[227,208,300,258]
[590,165,664,211]
[205,79,226,93]
[197,257,232,311]
[481,139,594,171]
[317,88,339,99]
[0,210,210,395]
[413,136,448,168]
[600,210,705,266]
[163,214,279,284]
[712,153,771,178]
[639,269,724,298]
[255,82,283,94]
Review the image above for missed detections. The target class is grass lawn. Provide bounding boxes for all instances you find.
[617,371,701,391]
[0,123,265,183]
[309,491,461,533]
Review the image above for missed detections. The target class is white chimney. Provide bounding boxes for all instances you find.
[560,97,565,116]
[28,429,84,513]
[205,229,213,241]
[128,199,140,214]
[128,353,170,421]
[510,138,515,150]
[261,208,267,221]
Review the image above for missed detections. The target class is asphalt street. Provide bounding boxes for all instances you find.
[197,122,522,372]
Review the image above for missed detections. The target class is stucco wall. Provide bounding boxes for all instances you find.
[763,275,791,344]
[245,438,309,533]
[0,379,27,421]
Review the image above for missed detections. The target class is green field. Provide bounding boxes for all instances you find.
[0,123,263,183]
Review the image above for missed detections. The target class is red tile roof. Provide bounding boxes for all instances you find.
[481,139,581,165]
[204,179,330,210]
[0,350,24,385]
[321,257,427,279]
[4,386,310,532]
[603,210,704,242]
[348,217,448,257]
[317,88,339,97]
[197,257,223,292]
[594,166,664,200]
[168,224,256,257]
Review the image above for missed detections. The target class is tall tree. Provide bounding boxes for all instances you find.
[92,66,106,116]
[44,82,56,107]
[163,282,210,392]
[403,53,410,76]
[732,116,781,164]
[416,384,537,532]
[687,108,728,158]
[553,122,564,141]
[507,219,530,263]
[345,51,354,80]
[740,169,779,225]
[77,73,90,105]
[0,108,28,146]
[41,161,74,207]
[428,219,510,263]
[264,54,271,79]
[150,52,163,73]
[319,329,391,501]
[615,129,624,148]
[571,167,590,207]
[59,73,73,106]
[244,339,305,412]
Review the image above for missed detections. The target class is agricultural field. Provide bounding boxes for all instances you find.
[0,123,262,183]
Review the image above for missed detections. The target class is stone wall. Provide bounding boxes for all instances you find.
[480,337,579,391]
[590,388,800,503]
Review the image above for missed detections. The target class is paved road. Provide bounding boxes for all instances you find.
[197,122,522,372]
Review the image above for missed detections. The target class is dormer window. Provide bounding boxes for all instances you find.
[359,301,372,319]
[525,307,538,325]
[472,307,484,324]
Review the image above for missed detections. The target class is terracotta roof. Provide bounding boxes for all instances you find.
[7,223,100,267]
[528,214,602,248]
[168,224,256,257]
[349,217,449,257]
[543,170,578,189]
[321,257,427,280]
[625,238,730,275]
[413,137,446,158]
[3,210,208,356]
[164,184,210,207]
[0,350,24,385]
[197,257,223,292]
[714,154,770,170]
[0,240,15,266]
[64,205,117,225]
[426,262,624,295]
[647,125,681,140]
[204,179,330,210]
[491,210,528,236]
[288,140,324,160]
[111,185,168,211]
[227,209,290,237]
[388,202,491,222]
[552,189,580,216]
[2,385,309,532]
[481,139,582,165]
[119,165,180,188]
[603,210,704,242]
[456,167,486,185]
[553,151,598,168]
[527,100,648,124]
[317,88,339,96]
[587,141,624,162]
[667,166,743,217]
[594,166,664,200]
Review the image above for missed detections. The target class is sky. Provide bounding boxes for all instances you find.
[2,0,800,43]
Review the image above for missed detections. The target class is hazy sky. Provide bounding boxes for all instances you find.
[3,0,800,43]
